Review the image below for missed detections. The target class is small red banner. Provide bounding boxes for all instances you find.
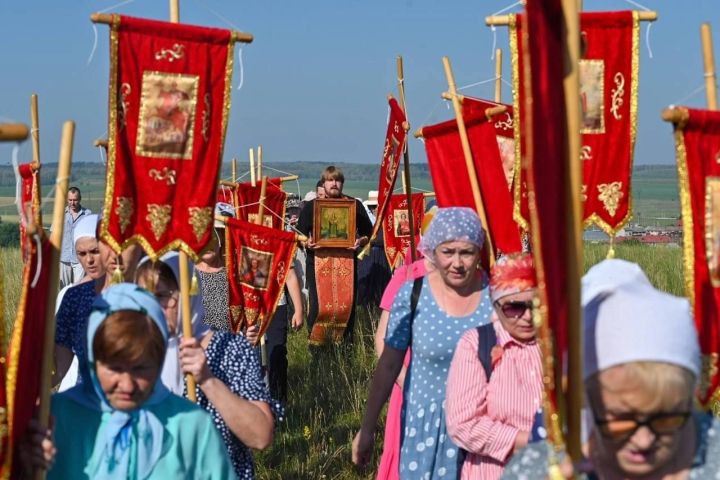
[234,181,288,230]
[383,192,425,269]
[225,217,297,338]
[17,163,41,259]
[101,15,234,260]
[673,107,720,411]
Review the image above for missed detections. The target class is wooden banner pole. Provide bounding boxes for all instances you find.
[231,157,237,183]
[495,49,503,103]
[562,0,584,462]
[257,145,263,181]
[35,121,74,480]
[0,123,29,142]
[442,56,496,265]
[30,95,43,225]
[397,56,417,263]
[701,23,718,110]
[219,175,298,189]
[485,10,657,26]
[255,177,269,367]
[249,148,256,187]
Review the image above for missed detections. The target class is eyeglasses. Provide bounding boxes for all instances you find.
[495,300,533,319]
[594,411,691,442]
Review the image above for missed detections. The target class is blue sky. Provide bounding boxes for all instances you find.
[0,0,717,168]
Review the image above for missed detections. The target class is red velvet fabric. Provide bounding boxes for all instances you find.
[383,192,424,269]
[225,217,297,337]
[234,181,288,230]
[17,163,39,259]
[102,15,233,260]
[677,108,720,408]
[422,108,522,254]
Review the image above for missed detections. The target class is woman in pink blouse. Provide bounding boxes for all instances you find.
[445,253,542,480]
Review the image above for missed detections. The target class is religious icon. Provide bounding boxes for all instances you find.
[579,59,605,133]
[247,213,274,228]
[237,247,272,290]
[313,198,356,248]
[496,135,516,190]
[393,209,412,238]
[705,178,720,287]
[136,72,199,159]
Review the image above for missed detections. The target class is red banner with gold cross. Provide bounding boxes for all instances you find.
[101,15,234,261]
[2,234,53,477]
[421,107,522,255]
[671,107,720,412]
[509,11,640,235]
[234,181,288,230]
[383,192,425,269]
[225,217,297,338]
[17,162,41,259]
[309,249,356,345]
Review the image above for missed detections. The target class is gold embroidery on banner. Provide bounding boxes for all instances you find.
[148,167,177,185]
[597,182,624,217]
[580,145,593,161]
[115,197,134,234]
[581,185,588,202]
[188,206,213,242]
[579,59,605,134]
[675,126,695,309]
[508,14,529,231]
[119,83,131,130]
[704,178,720,287]
[276,260,286,285]
[146,204,172,240]
[155,43,185,62]
[243,291,260,303]
[244,308,260,326]
[136,71,199,160]
[229,305,243,331]
[610,72,626,120]
[202,93,210,141]
[700,353,720,404]
[494,112,513,131]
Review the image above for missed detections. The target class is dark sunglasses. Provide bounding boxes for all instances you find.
[594,411,691,442]
[496,300,533,319]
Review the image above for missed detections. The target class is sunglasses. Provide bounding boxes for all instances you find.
[594,411,691,442]
[496,300,533,319]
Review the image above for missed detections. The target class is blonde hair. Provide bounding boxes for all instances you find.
[321,165,345,183]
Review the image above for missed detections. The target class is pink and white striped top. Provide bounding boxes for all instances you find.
[445,321,543,480]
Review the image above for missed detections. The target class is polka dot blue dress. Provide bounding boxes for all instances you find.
[385,276,493,480]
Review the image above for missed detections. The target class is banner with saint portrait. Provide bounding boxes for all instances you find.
[101,15,234,261]
[421,107,522,255]
[509,11,640,235]
[670,107,720,413]
[383,192,425,269]
[234,181,288,230]
[17,162,41,259]
[224,217,298,338]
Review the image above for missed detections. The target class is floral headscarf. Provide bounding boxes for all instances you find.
[489,253,537,302]
[418,207,484,257]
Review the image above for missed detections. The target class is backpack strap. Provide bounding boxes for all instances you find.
[476,323,498,381]
[407,276,424,345]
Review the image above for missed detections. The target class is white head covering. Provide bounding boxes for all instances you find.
[303,191,317,202]
[214,202,235,228]
[73,214,98,245]
[582,259,701,380]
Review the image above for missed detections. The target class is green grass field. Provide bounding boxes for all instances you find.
[0,242,684,479]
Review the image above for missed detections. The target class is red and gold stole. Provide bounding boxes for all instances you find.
[234,181,288,230]
[421,107,522,255]
[383,192,425,269]
[2,235,53,477]
[225,217,297,338]
[101,15,234,260]
[17,162,41,259]
[368,97,407,246]
[510,11,640,235]
[671,107,720,412]
[310,249,356,346]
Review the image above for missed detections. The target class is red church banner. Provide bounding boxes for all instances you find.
[366,97,407,249]
[225,217,297,338]
[2,235,53,477]
[17,162,41,259]
[101,15,234,261]
[234,181,288,230]
[671,107,720,412]
[422,108,522,255]
[509,11,640,235]
[383,192,425,269]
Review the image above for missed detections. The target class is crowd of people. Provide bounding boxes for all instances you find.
[15,166,719,479]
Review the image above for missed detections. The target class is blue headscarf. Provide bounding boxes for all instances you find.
[64,283,171,480]
[418,207,485,257]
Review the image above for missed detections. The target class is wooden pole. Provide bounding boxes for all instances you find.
[35,121,74,480]
[0,123,29,142]
[169,0,179,23]
[701,23,718,110]
[30,95,43,225]
[249,148,256,186]
[485,10,657,25]
[219,175,298,188]
[495,49,503,103]
[257,145,263,180]
[255,177,269,365]
[256,176,268,225]
[231,157,237,183]
[396,56,417,263]
[562,0,583,462]
[442,56,495,264]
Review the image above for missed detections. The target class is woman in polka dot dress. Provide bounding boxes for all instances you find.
[353,207,493,479]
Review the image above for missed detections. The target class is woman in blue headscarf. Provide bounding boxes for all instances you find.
[352,207,495,480]
[23,283,235,479]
